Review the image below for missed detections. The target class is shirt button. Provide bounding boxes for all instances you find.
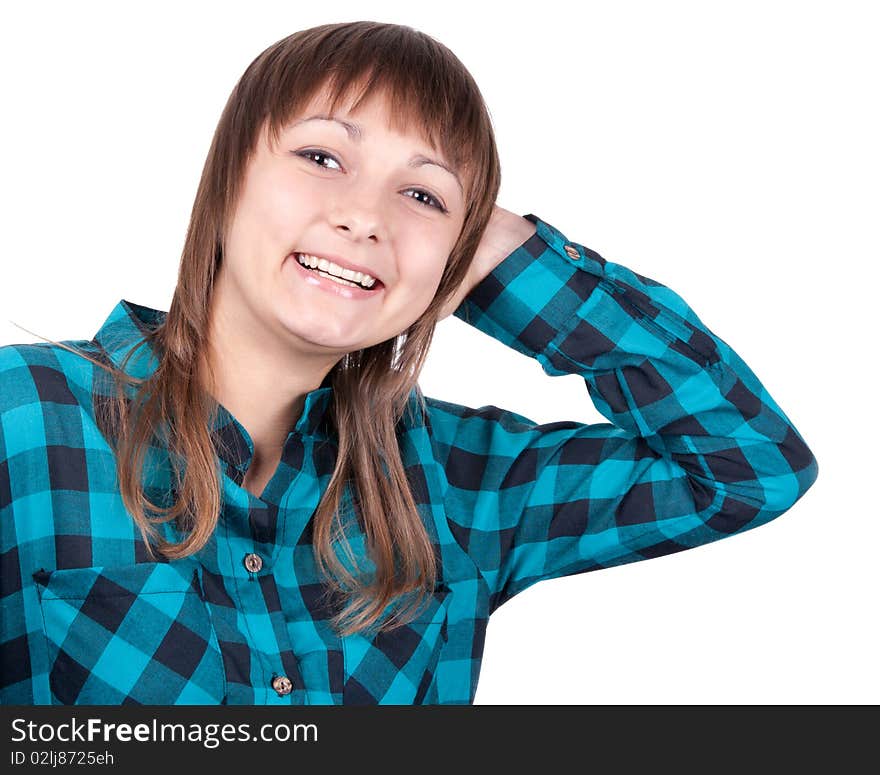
[564,244,581,261]
[243,553,263,573]
[272,675,293,696]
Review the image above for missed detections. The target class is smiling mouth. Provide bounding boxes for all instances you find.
[293,252,384,290]
[290,252,386,297]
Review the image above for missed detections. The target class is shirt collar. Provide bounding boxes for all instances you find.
[92,300,335,470]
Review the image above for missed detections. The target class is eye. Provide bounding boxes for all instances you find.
[294,149,449,213]
[402,189,447,212]
[297,149,342,172]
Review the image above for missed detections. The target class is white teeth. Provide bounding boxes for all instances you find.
[296,253,377,288]
[314,269,361,288]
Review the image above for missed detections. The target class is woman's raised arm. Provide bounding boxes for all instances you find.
[426,212,818,614]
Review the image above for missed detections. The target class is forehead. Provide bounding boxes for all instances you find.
[288,82,432,146]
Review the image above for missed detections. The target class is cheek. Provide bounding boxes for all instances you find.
[238,165,312,237]
[399,255,448,313]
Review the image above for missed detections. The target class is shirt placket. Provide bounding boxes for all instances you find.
[218,482,305,704]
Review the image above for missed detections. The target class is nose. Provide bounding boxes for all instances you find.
[330,179,385,243]
[335,219,380,243]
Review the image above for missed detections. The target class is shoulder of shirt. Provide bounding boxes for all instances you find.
[421,393,538,435]
[0,338,98,368]
[0,339,100,407]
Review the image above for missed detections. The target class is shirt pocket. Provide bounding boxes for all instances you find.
[341,582,451,705]
[32,561,227,705]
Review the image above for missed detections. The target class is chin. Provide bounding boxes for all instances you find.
[276,314,362,352]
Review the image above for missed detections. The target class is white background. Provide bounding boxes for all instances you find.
[1,0,876,704]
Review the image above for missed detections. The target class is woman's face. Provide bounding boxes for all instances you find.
[218,85,467,358]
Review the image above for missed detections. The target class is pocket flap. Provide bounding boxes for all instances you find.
[33,562,200,602]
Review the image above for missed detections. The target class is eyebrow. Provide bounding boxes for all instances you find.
[289,114,463,194]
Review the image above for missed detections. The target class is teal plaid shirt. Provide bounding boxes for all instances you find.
[0,213,818,705]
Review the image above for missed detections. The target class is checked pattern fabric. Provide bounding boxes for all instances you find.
[0,213,819,704]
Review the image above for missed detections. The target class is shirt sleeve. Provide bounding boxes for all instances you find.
[426,213,819,615]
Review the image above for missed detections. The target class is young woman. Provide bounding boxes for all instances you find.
[0,21,818,705]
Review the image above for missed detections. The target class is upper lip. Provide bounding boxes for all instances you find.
[292,250,384,285]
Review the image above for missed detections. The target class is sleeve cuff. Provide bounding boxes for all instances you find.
[452,213,607,361]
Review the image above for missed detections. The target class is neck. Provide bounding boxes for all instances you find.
[202,277,338,457]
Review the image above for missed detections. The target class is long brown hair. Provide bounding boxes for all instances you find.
[15,21,501,637]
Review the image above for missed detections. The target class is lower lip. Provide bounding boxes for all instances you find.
[287,254,384,300]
